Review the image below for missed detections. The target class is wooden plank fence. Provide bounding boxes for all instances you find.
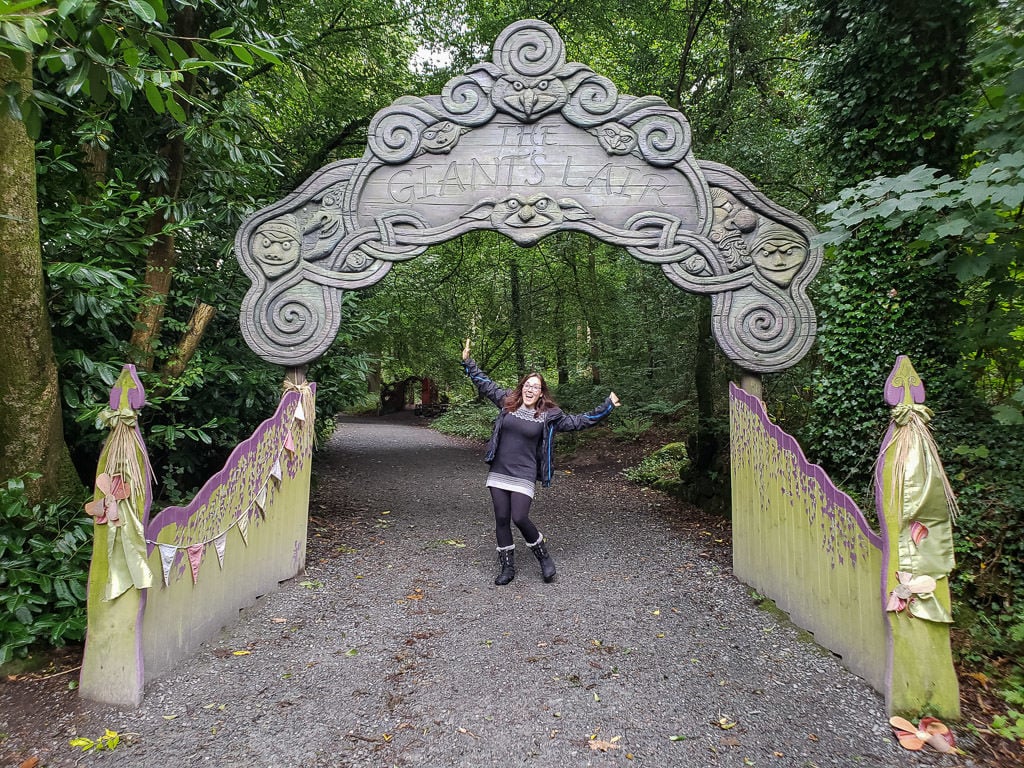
[730,357,959,718]
[78,366,315,705]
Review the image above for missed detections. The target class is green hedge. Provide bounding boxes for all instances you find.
[0,477,92,664]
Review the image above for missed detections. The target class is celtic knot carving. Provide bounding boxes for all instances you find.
[236,20,821,373]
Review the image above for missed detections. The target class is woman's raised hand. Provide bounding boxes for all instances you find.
[462,338,472,361]
[610,392,621,407]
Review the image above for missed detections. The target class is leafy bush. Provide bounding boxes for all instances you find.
[623,442,689,493]
[941,420,1024,674]
[431,401,495,442]
[0,476,92,665]
[609,411,654,442]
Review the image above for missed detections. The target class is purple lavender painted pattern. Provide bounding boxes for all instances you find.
[730,383,881,569]
[146,387,316,583]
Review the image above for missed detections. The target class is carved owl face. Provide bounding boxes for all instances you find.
[490,76,567,122]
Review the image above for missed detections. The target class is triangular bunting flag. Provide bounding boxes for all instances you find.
[158,544,177,587]
[214,533,228,569]
[293,400,306,422]
[237,513,249,544]
[284,427,296,455]
[255,486,267,513]
[187,543,204,584]
[270,458,282,484]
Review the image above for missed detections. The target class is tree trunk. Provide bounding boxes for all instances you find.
[129,134,186,371]
[129,8,197,371]
[587,249,601,385]
[690,296,718,472]
[0,54,82,503]
[510,256,525,376]
[160,302,217,379]
[679,296,727,515]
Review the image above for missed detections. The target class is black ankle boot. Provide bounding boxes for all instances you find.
[528,536,556,583]
[494,546,515,585]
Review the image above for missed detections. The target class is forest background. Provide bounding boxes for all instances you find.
[1,0,1022,741]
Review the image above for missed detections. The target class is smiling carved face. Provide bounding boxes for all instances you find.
[750,224,808,288]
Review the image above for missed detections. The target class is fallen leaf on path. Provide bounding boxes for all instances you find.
[588,739,620,752]
[964,671,988,687]
[716,716,738,730]
[19,758,39,768]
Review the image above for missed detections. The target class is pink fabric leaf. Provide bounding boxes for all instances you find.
[910,520,928,546]
[108,474,131,500]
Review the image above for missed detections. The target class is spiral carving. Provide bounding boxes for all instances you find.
[441,75,496,126]
[493,20,564,77]
[241,278,341,365]
[732,293,795,355]
[632,113,691,166]
[264,283,324,348]
[562,74,619,126]
[367,108,429,164]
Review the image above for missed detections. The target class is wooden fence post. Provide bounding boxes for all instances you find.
[79,365,154,706]
[877,356,960,718]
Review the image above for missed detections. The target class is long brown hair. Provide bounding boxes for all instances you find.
[503,372,557,413]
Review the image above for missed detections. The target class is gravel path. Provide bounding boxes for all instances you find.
[2,412,953,767]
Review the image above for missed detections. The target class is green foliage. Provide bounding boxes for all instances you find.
[815,28,1024,423]
[943,422,1024,667]
[800,223,968,493]
[608,412,654,442]
[0,476,91,665]
[802,0,973,184]
[0,0,283,137]
[987,710,1024,741]
[623,442,689,493]
[431,401,495,442]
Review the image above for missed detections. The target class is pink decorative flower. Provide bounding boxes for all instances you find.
[889,716,956,752]
[84,472,130,526]
[886,571,937,613]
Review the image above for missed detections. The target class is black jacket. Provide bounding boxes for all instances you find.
[462,358,615,487]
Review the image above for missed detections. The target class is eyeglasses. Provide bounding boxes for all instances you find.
[523,384,541,392]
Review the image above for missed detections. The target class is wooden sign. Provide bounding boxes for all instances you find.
[237,19,821,372]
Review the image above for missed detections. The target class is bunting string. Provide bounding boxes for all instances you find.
[148,390,312,587]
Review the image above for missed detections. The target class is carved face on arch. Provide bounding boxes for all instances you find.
[252,216,302,279]
[490,75,568,121]
[464,193,593,245]
[750,223,808,288]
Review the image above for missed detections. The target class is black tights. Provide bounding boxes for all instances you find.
[489,487,540,548]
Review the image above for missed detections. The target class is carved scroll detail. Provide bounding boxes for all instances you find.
[235,21,822,372]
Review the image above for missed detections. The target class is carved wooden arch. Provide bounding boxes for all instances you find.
[235,19,821,373]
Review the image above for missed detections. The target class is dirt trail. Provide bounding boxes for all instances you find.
[1,412,950,767]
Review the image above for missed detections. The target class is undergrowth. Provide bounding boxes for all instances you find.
[0,476,92,664]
